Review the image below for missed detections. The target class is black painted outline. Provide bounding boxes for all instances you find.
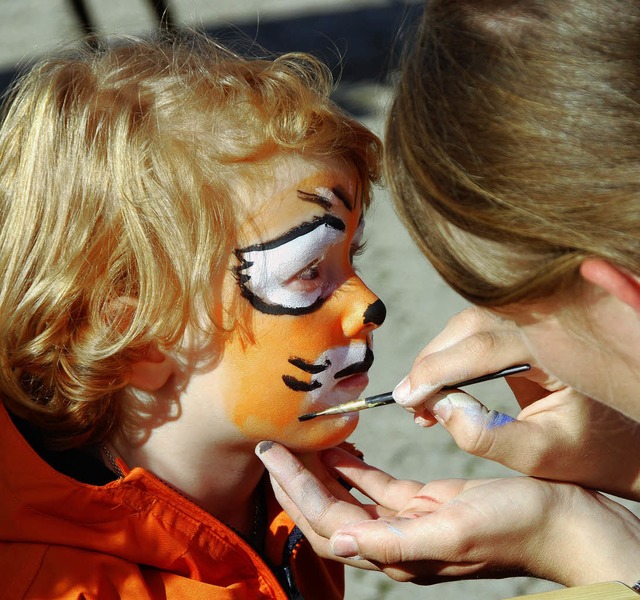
[282,375,323,392]
[282,344,374,393]
[331,187,353,212]
[239,214,344,253]
[233,214,346,316]
[288,356,332,375]
[297,190,332,211]
[334,346,374,379]
[297,186,355,213]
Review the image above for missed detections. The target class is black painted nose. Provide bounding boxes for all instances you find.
[363,299,386,327]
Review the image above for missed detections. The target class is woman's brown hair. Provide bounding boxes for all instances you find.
[386,0,640,307]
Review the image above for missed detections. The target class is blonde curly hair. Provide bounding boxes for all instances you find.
[0,31,381,447]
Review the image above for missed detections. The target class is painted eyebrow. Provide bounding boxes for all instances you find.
[237,213,345,253]
[297,187,353,212]
[332,187,353,212]
[297,190,332,211]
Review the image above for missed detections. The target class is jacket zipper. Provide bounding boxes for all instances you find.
[272,525,305,600]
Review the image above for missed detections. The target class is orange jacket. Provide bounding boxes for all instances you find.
[0,404,344,599]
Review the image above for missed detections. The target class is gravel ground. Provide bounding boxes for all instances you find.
[0,2,572,598]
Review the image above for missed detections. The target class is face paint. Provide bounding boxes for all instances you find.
[284,343,373,398]
[234,214,346,315]
[173,158,384,452]
[486,411,516,429]
[200,156,385,452]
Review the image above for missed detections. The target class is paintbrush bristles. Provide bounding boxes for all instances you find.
[299,398,369,421]
[298,391,396,421]
[297,413,317,422]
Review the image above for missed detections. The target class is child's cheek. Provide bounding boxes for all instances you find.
[222,356,298,435]
[219,305,350,442]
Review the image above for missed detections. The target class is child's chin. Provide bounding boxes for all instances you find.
[284,414,359,452]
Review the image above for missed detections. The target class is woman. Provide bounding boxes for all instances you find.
[257,0,640,590]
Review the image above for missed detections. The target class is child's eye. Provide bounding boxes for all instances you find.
[298,260,320,280]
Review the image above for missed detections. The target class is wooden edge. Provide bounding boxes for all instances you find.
[506,581,637,599]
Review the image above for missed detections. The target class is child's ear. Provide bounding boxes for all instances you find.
[104,297,175,392]
[580,258,640,313]
[129,343,175,392]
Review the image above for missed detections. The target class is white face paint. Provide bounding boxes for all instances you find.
[235,188,365,316]
[236,215,345,313]
[303,342,371,405]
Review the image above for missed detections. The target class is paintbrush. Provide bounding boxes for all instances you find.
[298,364,531,421]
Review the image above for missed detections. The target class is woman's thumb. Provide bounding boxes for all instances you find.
[421,391,523,463]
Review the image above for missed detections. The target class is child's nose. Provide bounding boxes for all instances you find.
[341,278,386,338]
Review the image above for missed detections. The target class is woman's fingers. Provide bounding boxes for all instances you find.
[321,446,425,511]
[416,390,522,459]
[394,315,532,410]
[255,442,388,534]
[415,387,576,475]
[414,307,512,358]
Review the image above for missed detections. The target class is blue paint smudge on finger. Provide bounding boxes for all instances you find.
[486,411,515,429]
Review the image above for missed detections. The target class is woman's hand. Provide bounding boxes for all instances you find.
[393,307,640,500]
[257,442,640,587]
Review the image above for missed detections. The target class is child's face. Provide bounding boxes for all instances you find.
[200,156,385,451]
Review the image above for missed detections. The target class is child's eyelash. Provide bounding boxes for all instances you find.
[351,239,367,259]
[299,259,321,280]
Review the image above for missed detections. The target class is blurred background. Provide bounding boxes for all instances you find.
[0,1,563,598]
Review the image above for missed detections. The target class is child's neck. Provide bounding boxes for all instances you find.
[107,427,265,540]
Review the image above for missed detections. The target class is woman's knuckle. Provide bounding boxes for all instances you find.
[465,330,500,358]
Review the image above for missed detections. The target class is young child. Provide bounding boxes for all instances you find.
[0,32,385,599]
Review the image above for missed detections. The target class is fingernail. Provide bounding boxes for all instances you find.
[398,383,439,407]
[331,534,360,558]
[255,441,274,456]
[394,377,438,406]
[392,376,410,404]
[430,394,453,423]
[429,392,514,429]
[434,392,483,424]
[414,414,432,427]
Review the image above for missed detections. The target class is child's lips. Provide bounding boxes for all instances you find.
[304,373,369,417]
[334,372,369,392]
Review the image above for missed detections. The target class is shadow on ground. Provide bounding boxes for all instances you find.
[0,1,422,117]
